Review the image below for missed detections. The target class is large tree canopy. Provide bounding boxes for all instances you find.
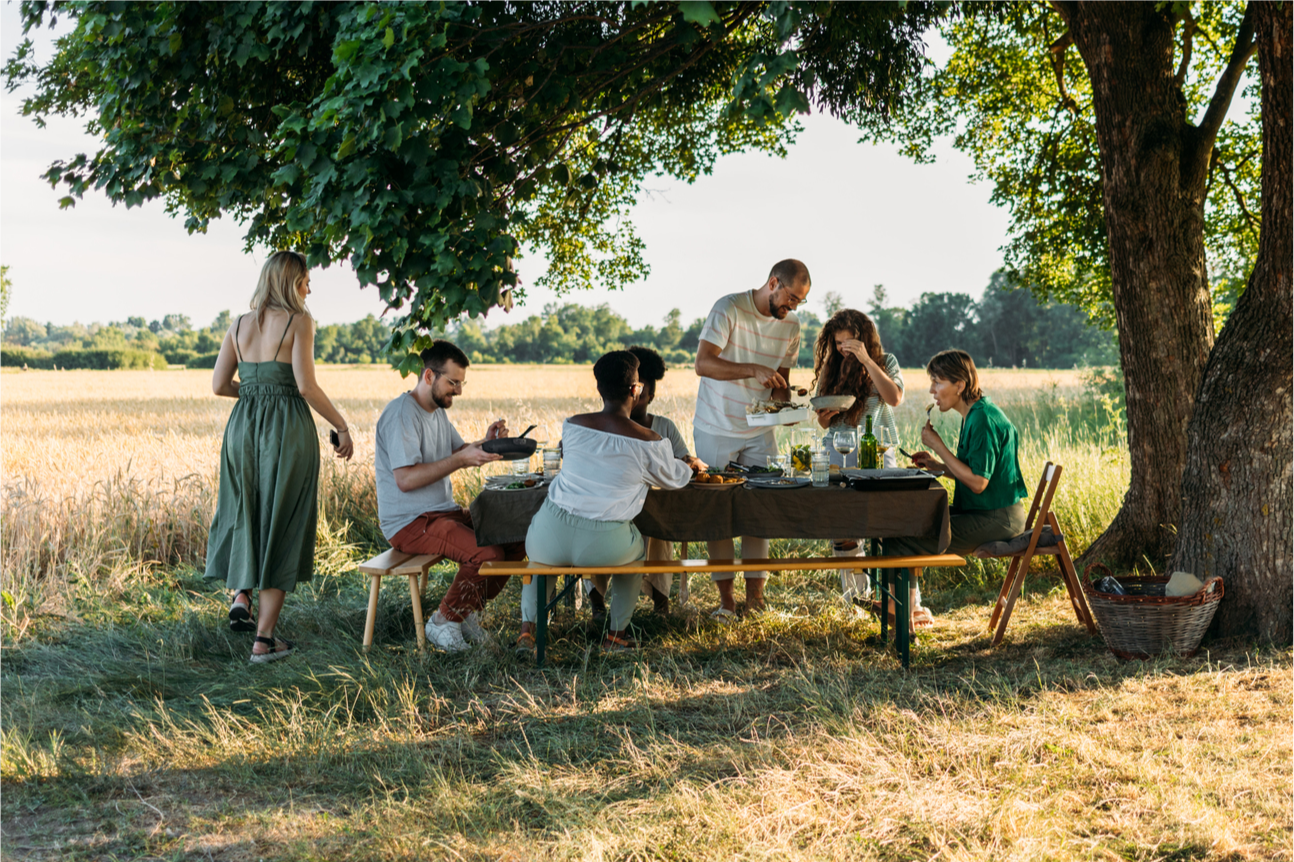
[5,0,940,374]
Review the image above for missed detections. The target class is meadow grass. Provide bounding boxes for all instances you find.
[1,365,1288,861]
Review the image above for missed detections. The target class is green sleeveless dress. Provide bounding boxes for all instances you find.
[205,314,319,592]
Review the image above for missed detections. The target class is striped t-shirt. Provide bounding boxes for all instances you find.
[693,291,801,438]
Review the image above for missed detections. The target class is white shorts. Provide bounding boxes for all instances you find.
[693,427,779,472]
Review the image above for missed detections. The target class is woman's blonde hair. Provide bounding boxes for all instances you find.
[250,251,309,324]
[926,349,983,403]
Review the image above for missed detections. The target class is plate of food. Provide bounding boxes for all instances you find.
[745,476,812,490]
[689,472,747,488]
[485,474,547,491]
[745,399,810,427]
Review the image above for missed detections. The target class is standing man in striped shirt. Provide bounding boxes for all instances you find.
[692,259,811,620]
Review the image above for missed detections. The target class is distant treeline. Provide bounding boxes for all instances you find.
[2,273,1116,370]
[442,273,1117,370]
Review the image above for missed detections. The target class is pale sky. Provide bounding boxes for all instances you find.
[1,5,1011,331]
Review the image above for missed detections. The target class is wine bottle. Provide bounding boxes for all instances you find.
[859,414,878,469]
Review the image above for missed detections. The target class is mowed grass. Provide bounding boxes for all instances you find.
[1,365,1290,861]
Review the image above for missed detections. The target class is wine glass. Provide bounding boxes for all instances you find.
[832,427,857,468]
[877,426,898,469]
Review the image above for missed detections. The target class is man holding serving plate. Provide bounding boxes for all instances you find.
[692,258,811,620]
[374,341,527,652]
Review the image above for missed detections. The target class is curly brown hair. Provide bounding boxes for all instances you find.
[811,309,887,427]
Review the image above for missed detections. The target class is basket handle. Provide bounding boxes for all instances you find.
[1202,575,1225,598]
[1084,562,1112,585]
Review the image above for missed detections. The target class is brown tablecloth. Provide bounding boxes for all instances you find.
[470,482,951,551]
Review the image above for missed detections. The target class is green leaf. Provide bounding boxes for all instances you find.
[383,26,395,49]
[58,196,76,210]
[679,1,720,27]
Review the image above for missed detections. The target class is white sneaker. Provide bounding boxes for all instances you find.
[425,614,470,652]
[460,612,488,645]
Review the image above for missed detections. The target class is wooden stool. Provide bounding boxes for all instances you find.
[358,549,443,652]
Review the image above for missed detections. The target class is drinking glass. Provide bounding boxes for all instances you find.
[542,447,561,476]
[832,428,857,468]
[811,451,831,487]
[877,427,897,469]
[511,455,533,476]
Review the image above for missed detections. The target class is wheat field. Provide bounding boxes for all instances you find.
[2,365,1289,861]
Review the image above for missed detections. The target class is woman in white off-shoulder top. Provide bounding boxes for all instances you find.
[518,351,692,653]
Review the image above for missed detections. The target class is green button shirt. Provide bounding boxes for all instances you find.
[953,396,1028,511]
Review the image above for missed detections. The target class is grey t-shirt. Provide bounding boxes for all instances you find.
[649,414,690,459]
[374,393,466,539]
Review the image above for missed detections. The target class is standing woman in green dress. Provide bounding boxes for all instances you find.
[206,251,353,663]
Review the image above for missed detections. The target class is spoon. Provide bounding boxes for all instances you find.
[925,403,934,422]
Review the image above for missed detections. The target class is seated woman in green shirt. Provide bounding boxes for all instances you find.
[887,349,1029,627]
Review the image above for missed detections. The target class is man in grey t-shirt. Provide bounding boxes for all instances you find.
[375,340,524,652]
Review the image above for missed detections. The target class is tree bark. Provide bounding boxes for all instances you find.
[1169,1,1292,643]
[1054,2,1252,570]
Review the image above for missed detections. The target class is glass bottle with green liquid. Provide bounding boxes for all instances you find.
[859,414,879,469]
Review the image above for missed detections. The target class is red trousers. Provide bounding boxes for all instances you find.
[388,509,525,622]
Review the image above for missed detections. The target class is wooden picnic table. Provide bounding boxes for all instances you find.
[470,480,951,549]
[470,479,954,666]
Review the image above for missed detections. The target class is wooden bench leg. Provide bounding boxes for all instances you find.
[363,574,382,651]
[408,573,427,653]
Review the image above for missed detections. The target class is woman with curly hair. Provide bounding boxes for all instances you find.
[810,308,906,615]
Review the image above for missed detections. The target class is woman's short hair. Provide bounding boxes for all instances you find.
[250,251,309,323]
[593,350,640,401]
[627,345,665,398]
[926,349,983,403]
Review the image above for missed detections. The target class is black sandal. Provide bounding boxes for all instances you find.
[250,635,294,664]
[229,590,255,632]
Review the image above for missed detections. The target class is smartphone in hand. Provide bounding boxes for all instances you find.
[329,429,340,448]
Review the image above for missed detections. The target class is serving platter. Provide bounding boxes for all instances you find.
[689,473,747,489]
[746,407,810,427]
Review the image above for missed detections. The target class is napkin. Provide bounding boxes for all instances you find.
[1165,571,1206,597]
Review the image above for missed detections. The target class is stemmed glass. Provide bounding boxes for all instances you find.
[832,427,858,468]
[877,426,898,469]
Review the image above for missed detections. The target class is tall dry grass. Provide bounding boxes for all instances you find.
[0,364,1125,639]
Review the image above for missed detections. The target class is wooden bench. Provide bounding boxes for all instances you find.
[358,549,444,652]
[480,553,965,668]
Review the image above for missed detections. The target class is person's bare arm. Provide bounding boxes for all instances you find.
[920,422,989,493]
[290,319,353,458]
[695,340,787,390]
[392,442,499,492]
[844,342,903,407]
[211,326,240,398]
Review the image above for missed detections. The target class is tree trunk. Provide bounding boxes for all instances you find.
[1169,1,1292,643]
[1057,3,1228,570]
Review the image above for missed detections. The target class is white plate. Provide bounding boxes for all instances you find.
[746,407,809,427]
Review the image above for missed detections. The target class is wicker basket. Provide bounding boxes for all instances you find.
[1082,564,1223,659]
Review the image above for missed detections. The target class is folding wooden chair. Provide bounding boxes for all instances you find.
[980,462,1097,646]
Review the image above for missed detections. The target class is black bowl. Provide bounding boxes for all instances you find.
[482,437,538,461]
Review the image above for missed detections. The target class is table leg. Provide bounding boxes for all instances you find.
[896,567,910,669]
[535,574,548,668]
